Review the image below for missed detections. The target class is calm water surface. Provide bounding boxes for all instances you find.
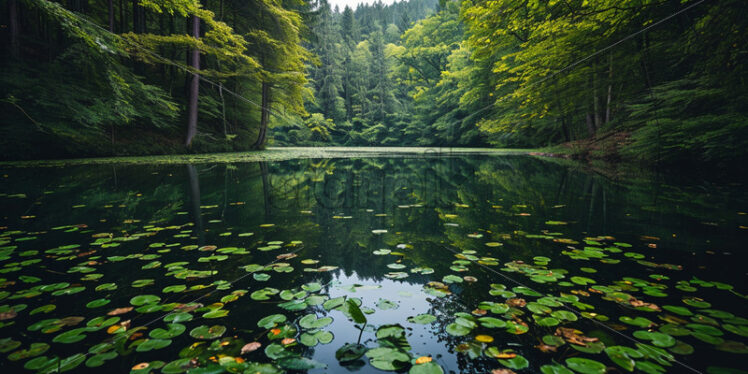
[0,154,746,373]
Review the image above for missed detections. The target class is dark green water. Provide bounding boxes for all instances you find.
[0,154,746,374]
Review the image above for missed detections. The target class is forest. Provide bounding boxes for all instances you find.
[1,0,747,166]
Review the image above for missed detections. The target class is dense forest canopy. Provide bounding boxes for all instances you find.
[1,0,747,166]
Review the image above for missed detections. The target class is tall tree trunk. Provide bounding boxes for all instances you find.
[219,84,227,137]
[9,0,19,59]
[186,15,200,146]
[132,0,145,33]
[605,53,613,124]
[586,112,595,138]
[108,0,114,32]
[560,118,571,142]
[593,60,601,130]
[253,82,272,148]
[119,0,125,34]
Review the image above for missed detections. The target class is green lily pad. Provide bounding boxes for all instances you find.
[84,351,117,367]
[498,355,529,369]
[277,357,326,370]
[7,342,49,361]
[130,294,161,306]
[150,323,186,339]
[135,338,171,352]
[662,305,692,316]
[336,343,367,362]
[620,316,654,327]
[164,312,193,323]
[565,357,607,374]
[633,330,676,348]
[478,317,506,328]
[86,298,110,308]
[299,314,333,329]
[605,346,643,371]
[189,325,226,340]
[258,314,287,329]
[366,347,410,371]
[541,364,575,374]
[409,362,444,374]
[53,328,88,344]
[716,340,748,354]
[377,298,398,310]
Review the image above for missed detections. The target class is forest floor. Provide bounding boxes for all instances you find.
[540,131,632,162]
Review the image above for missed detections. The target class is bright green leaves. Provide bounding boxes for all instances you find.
[605,346,644,371]
[189,325,226,340]
[345,299,368,325]
[258,314,287,329]
[408,314,437,325]
[633,331,676,348]
[365,347,411,371]
[565,357,607,374]
[446,316,476,336]
[130,294,161,306]
[298,314,332,329]
[149,323,186,339]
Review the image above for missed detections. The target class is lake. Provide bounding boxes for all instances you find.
[0,149,746,374]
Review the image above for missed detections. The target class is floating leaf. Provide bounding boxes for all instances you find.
[189,325,226,340]
[565,357,607,374]
[408,314,436,324]
[258,314,287,329]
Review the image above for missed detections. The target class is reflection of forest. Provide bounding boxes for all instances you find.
[1,156,745,373]
[2,156,744,283]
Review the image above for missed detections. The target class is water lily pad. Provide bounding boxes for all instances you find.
[377,298,398,310]
[189,325,226,340]
[135,338,171,352]
[410,362,444,374]
[336,343,367,362]
[541,364,575,374]
[662,305,692,316]
[620,316,654,327]
[605,346,643,371]
[7,342,49,361]
[150,323,186,339]
[366,347,410,371]
[299,314,333,329]
[408,314,437,324]
[716,340,748,354]
[277,357,326,370]
[258,314,287,329]
[130,294,161,306]
[85,351,117,367]
[164,312,192,323]
[86,298,110,308]
[633,330,676,348]
[565,357,607,374]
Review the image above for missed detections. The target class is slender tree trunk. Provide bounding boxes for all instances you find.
[9,0,19,59]
[593,60,601,130]
[560,118,571,142]
[219,84,227,137]
[132,0,145,33]
[108,0,114,31]
[253,82,272,148]
[605,53,613,124]
[119,0,125,34]
[586,112,595,138]
[186,15,200,147]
